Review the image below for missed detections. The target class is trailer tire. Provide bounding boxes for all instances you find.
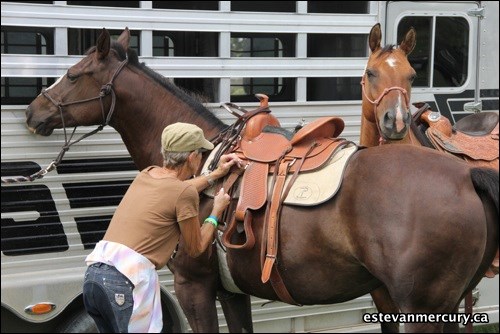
[57,309,97,333]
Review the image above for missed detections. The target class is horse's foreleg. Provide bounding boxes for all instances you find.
[175,274,219,332]
[168,245,220,333]
[217,289,253,333]
[370,286,400,333]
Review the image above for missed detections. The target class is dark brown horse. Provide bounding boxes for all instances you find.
[26,28,499,333]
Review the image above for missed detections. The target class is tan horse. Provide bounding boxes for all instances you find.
[360,23,498,171]
[360,23,417,147]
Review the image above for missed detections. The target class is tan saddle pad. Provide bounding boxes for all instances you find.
[202,143,358,206]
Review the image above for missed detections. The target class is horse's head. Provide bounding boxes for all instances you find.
[26,28,131,136]
[361,23,416,141]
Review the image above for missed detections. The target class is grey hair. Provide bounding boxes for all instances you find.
[161,149,200,169]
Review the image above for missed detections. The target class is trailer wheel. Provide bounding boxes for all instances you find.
[57,309,97,333]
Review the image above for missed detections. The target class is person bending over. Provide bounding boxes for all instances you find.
[83,122,244,332]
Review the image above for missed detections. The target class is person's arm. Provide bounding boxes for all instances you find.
[187,153,244,193]
[179,188,230,257]
[178,215,216,258]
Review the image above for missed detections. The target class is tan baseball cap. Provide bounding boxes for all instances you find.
[161,122,214,152]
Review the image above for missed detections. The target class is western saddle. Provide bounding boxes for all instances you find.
[209,94,349,305]
[412,102,499,170]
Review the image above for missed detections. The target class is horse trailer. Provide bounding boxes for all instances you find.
[1,1,498,332]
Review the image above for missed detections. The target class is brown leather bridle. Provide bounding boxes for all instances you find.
[2,58,128,184]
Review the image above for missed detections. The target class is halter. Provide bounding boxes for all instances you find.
[2,59,128,184]
[360,75,411,145]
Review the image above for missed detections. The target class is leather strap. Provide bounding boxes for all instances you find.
[261,158,292,284]
[261,144,318,305]
[270,264,301,306]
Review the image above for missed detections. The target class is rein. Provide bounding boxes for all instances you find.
[360,76,410,145]
[1,59,128,184]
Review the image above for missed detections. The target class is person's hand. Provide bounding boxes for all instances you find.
[212,188,231,217]
[213,153,245,178]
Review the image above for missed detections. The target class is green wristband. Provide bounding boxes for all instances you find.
[204,217,218,228]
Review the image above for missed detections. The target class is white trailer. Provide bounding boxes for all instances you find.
[2,1,498,332]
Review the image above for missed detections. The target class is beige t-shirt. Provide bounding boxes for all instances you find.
[104,166,199,269]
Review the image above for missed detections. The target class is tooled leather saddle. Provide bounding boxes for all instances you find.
[206,95,352,305]
[411,102,499,170]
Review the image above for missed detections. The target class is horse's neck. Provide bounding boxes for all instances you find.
[359,107,381,147]
[112,69,223,170]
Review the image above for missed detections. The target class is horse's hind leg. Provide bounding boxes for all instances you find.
[218,289,254,333]
[443,303,460,333]
[370,286,400,333]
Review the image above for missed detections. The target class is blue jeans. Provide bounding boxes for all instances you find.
[83,263,134,333]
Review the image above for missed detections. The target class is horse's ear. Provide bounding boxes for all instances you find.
[96,28,110,59]
[369,23,382,53]
[400,27,416,55]
[117,27,130,50]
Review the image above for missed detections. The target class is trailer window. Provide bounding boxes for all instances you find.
[153,1,218,10]
[307,77,361,101]
[1,1,52,3]
[398,16,469,88]
[67,1,139,7]
[307,1,369,14]
[1,26,54,55]
[1,77,55,105]
[231,1,296,13]
[231,33,295,57]
[308,34,367,57]
[68,28,140,55]
[153,31,219,57]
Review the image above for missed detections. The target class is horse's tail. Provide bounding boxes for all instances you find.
[470,167,499,215]
[470,167,499,278]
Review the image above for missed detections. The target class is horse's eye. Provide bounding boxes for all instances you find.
[366,69,376,78]
[67,73,78,83]
[409,74,417,83]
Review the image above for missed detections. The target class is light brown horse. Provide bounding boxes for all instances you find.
[26,28,499,333]
[360,23,498,170]
[360,23,417,147]
[360,23,499,332]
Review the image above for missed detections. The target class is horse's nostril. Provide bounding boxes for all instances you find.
[25,106,33,122]
[383,113,394,129]
[403,111,411,122]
